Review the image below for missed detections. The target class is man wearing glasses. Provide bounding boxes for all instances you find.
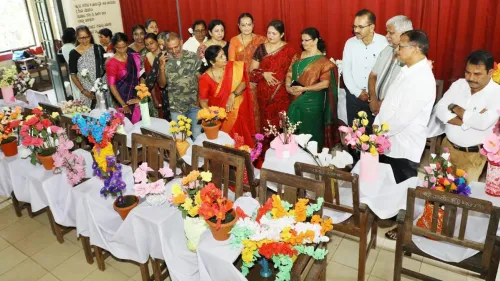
[183,20,208,53]
[342,9,388,126]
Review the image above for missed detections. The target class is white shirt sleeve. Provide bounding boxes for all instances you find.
[463,106,500,131]
[435,83,458,123]
[342,41,362,97]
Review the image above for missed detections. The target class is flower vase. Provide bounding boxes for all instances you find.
[270,134,299,159]
[146,193,168,206]
[416,202,444,238]
[113,195,139,220]
[175,139,190,157]
[259,257,273,278]
[37,153,55,170]
[140,102,151,126]
[1,86,15,103]
[184,216,208,252]
[485,162,500,197]
[359,152,379,182]
[92,143,114,173]
[205,209,238,241]
[202,121,221,140]
[1,137,18,157]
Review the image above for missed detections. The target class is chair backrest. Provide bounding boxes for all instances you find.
[259,168,325,216]
[405,187,500,267]
[294,162,361,224]
[112,133,130,164]
[25,90,50,107]
[131,133,177,181]
[202,141,258,198]
[191,145,245,200]
[140,127,186,174]
[436,79,444,104]
[39,102,63,115]
[59,115,91,151]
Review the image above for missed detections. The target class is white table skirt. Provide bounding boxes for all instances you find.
[124,117,173,147]
[0,99,31,108]
[181,131,234,166]
[0,150,23,196]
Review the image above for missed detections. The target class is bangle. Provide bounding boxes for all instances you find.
[232,91,240,97]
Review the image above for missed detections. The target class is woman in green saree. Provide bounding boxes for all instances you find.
[286,27,340,150]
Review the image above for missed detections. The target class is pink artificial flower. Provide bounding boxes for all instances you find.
[355,130,363,138]
[361,143,369,151]
[20,125,29,137]
[430,177,437,183]
[483,134,500,154]
[187,180,197,189]
[133,168,148,184]
[35,122,44,131]
[358,127,366,134]
[443,147,450,153]
[134,182,151,198]
[487,151,500,164]
[21,136,32,146]
[369,134,377,142]
[159,167,174,178]
[149,179,166,194]
[49,126,61,134]
[423,181,428,187]
[32,137,44,147]
[338,126,353,133]
[53,153,64,167]
[424,166,434,174]
[139,162,154,172]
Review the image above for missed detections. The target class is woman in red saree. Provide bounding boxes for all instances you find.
[199,45,255,146]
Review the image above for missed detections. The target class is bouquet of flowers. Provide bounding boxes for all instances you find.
[263,111,301,145]
[13,71,35,95]
[197,183,235,230]
[423,149,471,196]
[197,106,227,127]
[338,111,391,155]
[0,66,18,88]
[59,100,91,115]
[170,170,210,218]
[135,83,151,104]
[481,111,500,165]
[133,163,174,206]
[169,115,193,141]
[20,107,62,164]
[0,106,23,144]
[52,131,86,186]
[230,195,333,279]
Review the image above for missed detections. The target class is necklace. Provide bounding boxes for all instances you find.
[239,33,254,62]
[211,66,225,83]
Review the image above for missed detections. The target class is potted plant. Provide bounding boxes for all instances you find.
[136,83,151,126]
[0,66,19,103]
[197,106,226,139]
[133,162,174,206]
[0,106,22,156]
[20,107,62,169]
[169,115,192,156]
[169,170,213,251]
[338,111,391,182]
[52,130,87,186]
[263,111,301,159]
[198,183,237,241]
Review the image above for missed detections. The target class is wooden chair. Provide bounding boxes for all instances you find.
[394,187,500,281]
[140,127,188,176]
[295,162,377,281]
[251,168,327,281]
[191,145,246,199]
[113,133,130,165]
[39,102,63,116]
[131,133,176,179]
[202,141,259,198]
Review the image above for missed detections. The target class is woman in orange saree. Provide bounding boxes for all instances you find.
[228,13,266,132]
[199,45,255,146]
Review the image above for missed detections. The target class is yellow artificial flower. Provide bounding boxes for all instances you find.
[197,108,210,120]
[200,171,212,182]
[186,124,191,129]
[178,120,185,126]
[177,115,183,121]
[186,118,192,123]
[169,128,175,133]
[170,121,177,126]
[456,169,465,177]
[187,131,192,136]
[194,191,202,206]
[182,197,193,211]
[238,145,251,152]
[381,123,389,131]
[369,146,377,156]
[51,112,59,118]
[171,184,183,196]
[352,125,357,131]
[281,227,292,241]
[218,108,227,119]
[361,118,369,126]
[359,134,369,143]
[271,195,287,219]
[25,114,35,121]
[188,206,199,217]
[179,126,185,131]
[358,111,367,118]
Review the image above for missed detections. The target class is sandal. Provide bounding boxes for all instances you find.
[385,228,398,240]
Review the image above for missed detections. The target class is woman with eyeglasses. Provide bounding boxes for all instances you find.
[144,33,168,119]
[197,19,229,61]
[127,25,148,70]
[249,20,297,132]
[69,25,106,108]
[183,20,207,53]
[286,27,339,150]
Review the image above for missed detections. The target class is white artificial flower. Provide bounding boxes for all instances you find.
[295,134,312,147]
[431,153,437,159]
[442,153,451,160]
[188,27,194,35]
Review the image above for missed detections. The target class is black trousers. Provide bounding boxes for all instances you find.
[345,87,374,126]
[379,155,419,184]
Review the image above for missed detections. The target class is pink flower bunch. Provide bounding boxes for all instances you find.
[133,163,174,198]
[52,131,86,186]
[481,114,500,165]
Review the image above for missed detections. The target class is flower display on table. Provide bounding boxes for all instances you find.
[197,183,236,239]
[91,78,108,111]
[20,107,62,169]
[263,111,301,159]
[52,130,86,186]
[0,66,31,103]
[480,116,500,196]
[197,106,227,139]
[230,195,333,280]
[169,115,192,156]
[59,100,91,115]
[0,66,18,88]
[13,71,35,95]
[0,106,23,156]
[133,162,174,206]
[136,83,151,126]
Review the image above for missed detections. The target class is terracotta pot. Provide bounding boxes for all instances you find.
[205,209,238,241]
[37,153,55,170]
[113,195,139,220]
[485,162,500,197]
[202,121,221,140]
[175,139,190,157]
[1,138,18,157]
[416,202,444,238]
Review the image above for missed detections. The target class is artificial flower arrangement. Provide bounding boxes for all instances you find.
[135,83,152,125]
[52,130,87,186]
[197,106,227,139]
[169,115,193,156]
[422,149,471,196]
[13,71,35,95]
[20,107,62,168]
[133,162,174,206]
[197,182,236,232]
[480,116,500,196]
[229,195,333,280]
[59,100,91,115]
[263,111,302,159]
[135,83,151,104]
[0,106,23,157]
[0,66,18,88]
[91,77,109,111]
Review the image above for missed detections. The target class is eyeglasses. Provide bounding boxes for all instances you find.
[352,24,373,30]
[78,36,90,40]
[398,44,414,49]
[194,29,206,33]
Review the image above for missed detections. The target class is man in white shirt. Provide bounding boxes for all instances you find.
[375,30,436,184]
[435,50,500,181]
[343,9,388,125]
[368,15,413,115]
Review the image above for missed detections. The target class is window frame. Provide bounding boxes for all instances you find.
[0,0,37,53]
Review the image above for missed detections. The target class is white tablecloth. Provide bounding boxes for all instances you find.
[0,99,31,108]
[181,131,234,166]
[124,117,173,147]
[0,150,23,196]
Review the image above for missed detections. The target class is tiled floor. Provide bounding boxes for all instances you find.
[0,201,496,281]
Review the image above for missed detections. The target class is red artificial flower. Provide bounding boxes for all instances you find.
[200,183,222,203]
[40,118,51,129]
[21,136,32,146]
[236,206,248,219]
[24,116,39,126]
[49,126,61,134]
[9,120,21,128]
[259,242,297,259]
[32,108,43,116]
[256,198,273,223]
[436,162,441,169]
[446,167,453,174]
[35,122,44,131]
[32,137,44,147]
[19,125,29,137]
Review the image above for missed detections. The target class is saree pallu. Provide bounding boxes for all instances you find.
[116,53,140,123]
[208,61,255,146]
[288,55,339,150]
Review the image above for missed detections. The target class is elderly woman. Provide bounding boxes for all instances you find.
[183,20,207,53]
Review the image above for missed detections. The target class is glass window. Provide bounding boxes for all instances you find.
[0,0,36,52]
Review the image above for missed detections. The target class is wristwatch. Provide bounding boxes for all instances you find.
[448,103,457,113]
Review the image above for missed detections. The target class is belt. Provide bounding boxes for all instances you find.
[449,140,481,153]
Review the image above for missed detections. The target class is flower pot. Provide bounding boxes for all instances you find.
[113,195,139,220]
[184,216,208,252]
[202,121,221,140]
[485,162,500,196]
[359,152,379,182]
[416,202,444,238]
[1,86,15,103]
[140,102,151,126]
[270,134,299,159]
[37,153,55,170]
[175,139,190,157]
[205,209,238,241]
[1,137,18,157]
